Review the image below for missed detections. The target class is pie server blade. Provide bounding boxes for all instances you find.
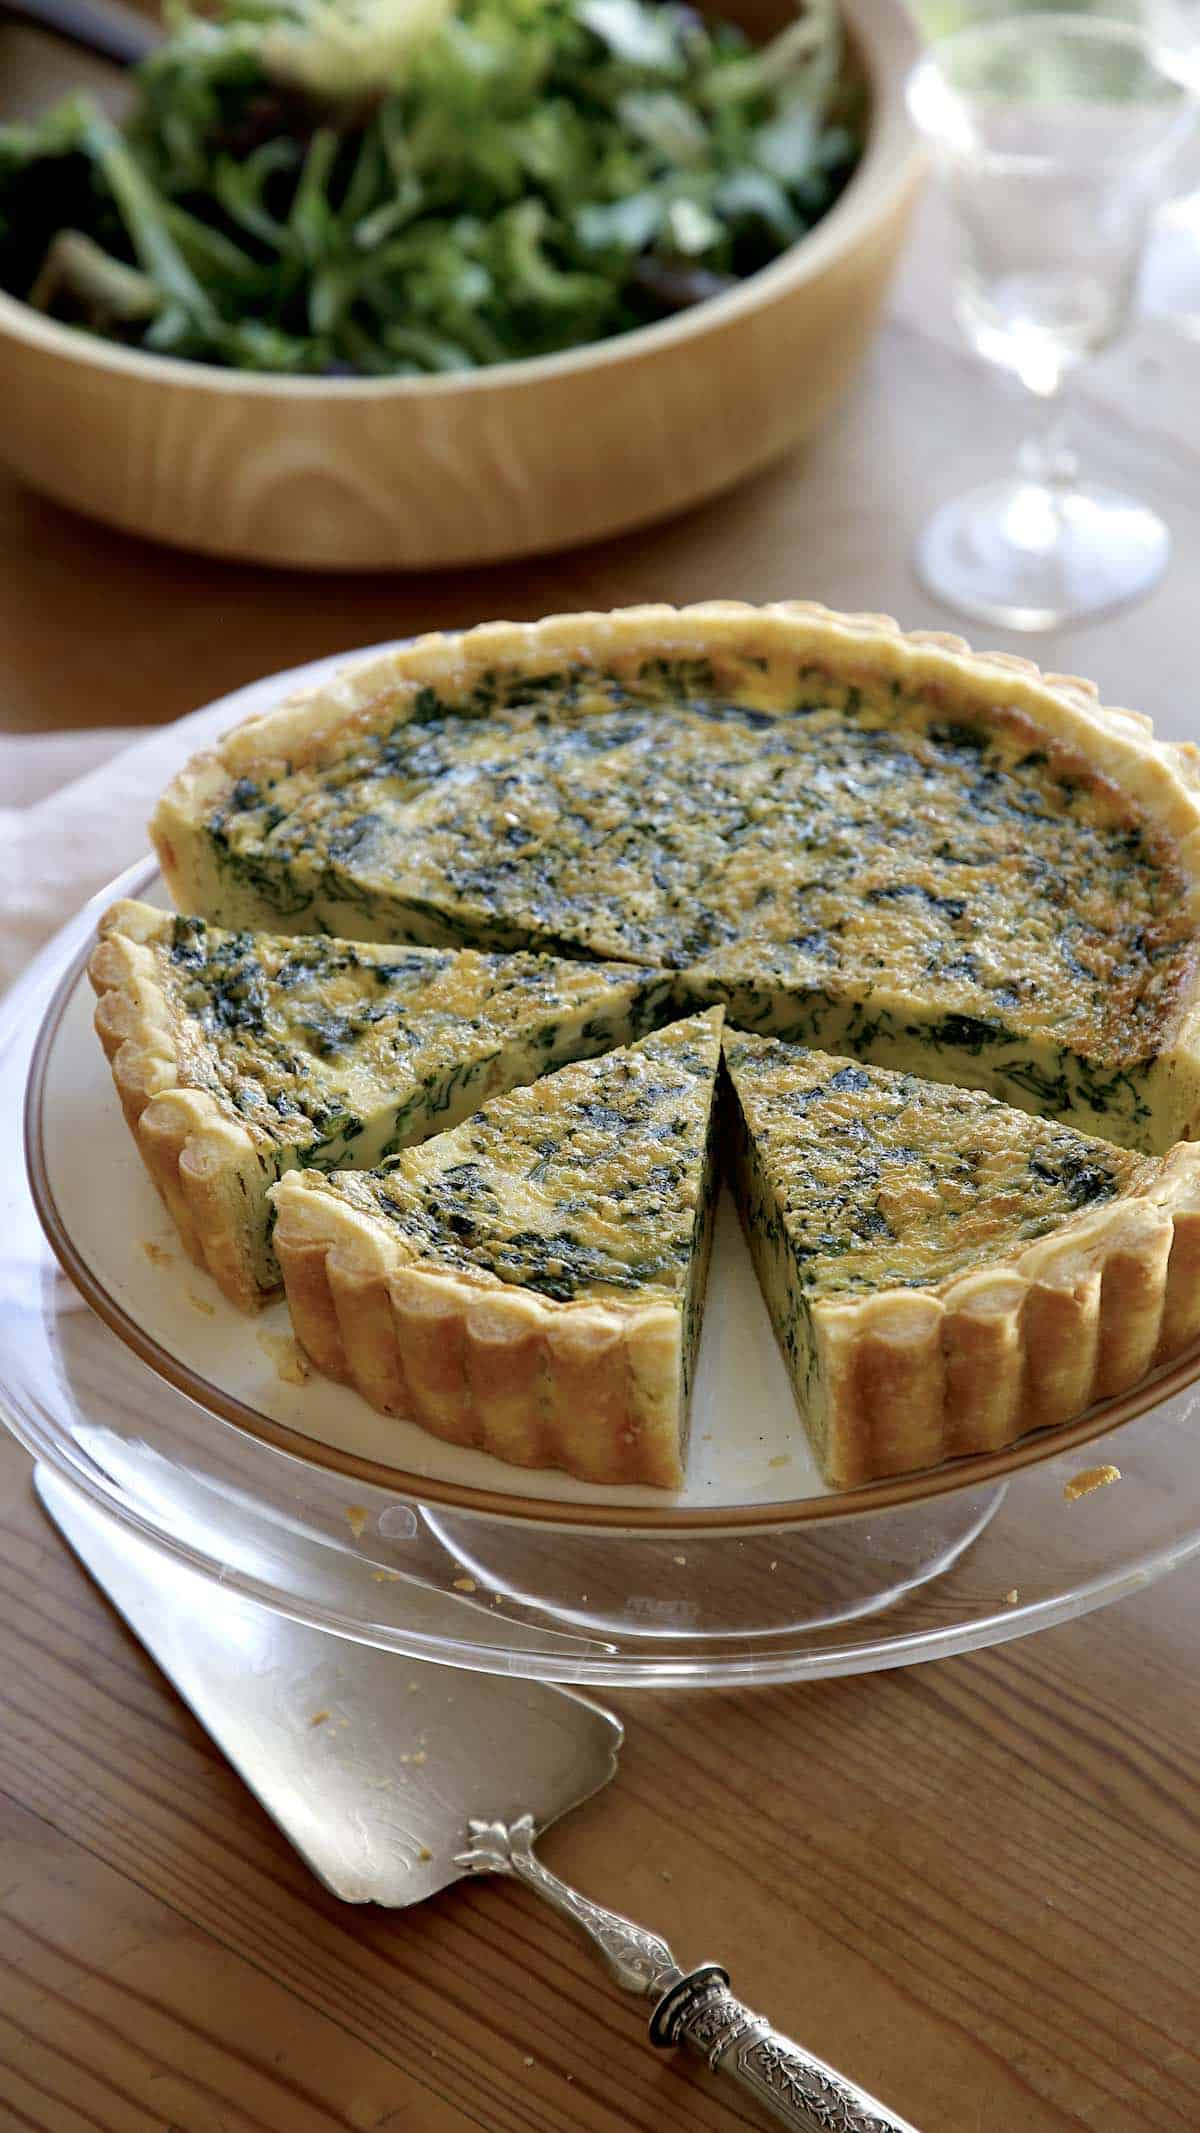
[36,1465,922,2133]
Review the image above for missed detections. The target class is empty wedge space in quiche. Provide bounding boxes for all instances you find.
[269,1009,724,1488]
[89,898,673,1311]
[151,602,1200,1153]
[722,1033,1200,1490]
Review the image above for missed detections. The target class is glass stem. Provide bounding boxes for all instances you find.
[1017,404,1079,492]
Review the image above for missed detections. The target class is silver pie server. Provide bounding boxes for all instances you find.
[36,1465,922,2133]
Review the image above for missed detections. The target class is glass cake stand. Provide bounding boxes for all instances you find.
[11,622,1200,1697]
[6,761,1200,1690]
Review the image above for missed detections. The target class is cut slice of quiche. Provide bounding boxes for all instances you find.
[723,1032,1200,1489]
[270,1009,724,1488]
[150,603,1200,1152]
[89,899,673,1311]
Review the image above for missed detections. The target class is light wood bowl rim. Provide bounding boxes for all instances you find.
[0,0,922,403]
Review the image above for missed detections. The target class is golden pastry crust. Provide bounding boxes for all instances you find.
[271,1172,691,1488]
[804,1143,1200,1488]
[89,901,275,1310]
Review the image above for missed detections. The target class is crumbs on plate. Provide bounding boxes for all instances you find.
[257,1328,310,1385]
[1063,1463,1121,1504]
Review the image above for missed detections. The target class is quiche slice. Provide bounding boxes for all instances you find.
[723,1033,1200,1489]
[151,603,1200,1152]
[89,899,672,1311]
[270,1010,724,1487]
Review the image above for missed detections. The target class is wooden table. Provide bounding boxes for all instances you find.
[4,20,1200,2128]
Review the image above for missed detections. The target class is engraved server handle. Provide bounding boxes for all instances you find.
[649,1963,922,2133]
[456,1818,923,2133]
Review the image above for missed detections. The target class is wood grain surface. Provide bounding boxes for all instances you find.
[1,1415,1199,2133]
[5,9,1200,2129]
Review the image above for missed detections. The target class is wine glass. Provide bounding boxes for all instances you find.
[1140,0,1200,333]
[1147,0,1200,91]
[908,12,1195,631]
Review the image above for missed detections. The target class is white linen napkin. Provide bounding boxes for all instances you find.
[1,729,134,810]
[0,644,376,997]
[1,728,169,994]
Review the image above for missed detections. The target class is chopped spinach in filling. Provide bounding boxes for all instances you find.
[319,1012,723,1305]
[723,1033,1151,1298]
[201,656,1194,1071]
[154,909,669,1163]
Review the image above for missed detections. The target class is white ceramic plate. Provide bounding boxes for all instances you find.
[24,645,1195,1549]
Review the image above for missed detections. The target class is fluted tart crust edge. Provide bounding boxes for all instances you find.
[88,899,279,1311]
[731,1136,1200,1490]
[269,1168,710,1490]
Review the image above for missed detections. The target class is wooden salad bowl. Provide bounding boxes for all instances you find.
[0,0,921,569]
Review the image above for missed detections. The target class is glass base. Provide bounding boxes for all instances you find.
[423,1486,1007,1642]
[11,738,1200,1687]
[915,476,1170,632]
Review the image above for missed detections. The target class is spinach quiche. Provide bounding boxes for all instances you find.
[270,1010,724,1488]
[89,898,672,1311]
[724,1033,1200,1488]
[151,603,1200,1154]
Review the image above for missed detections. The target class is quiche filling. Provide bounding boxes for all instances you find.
[270,1011,724,1486]
[722,1033,1192,1486]
[724,1034,1150,1299]
[126,607,1200,1490]
[156,645,1197,1149]
[90,899,672,1302]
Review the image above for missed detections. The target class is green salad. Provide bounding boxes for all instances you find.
[0,0,862,375]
